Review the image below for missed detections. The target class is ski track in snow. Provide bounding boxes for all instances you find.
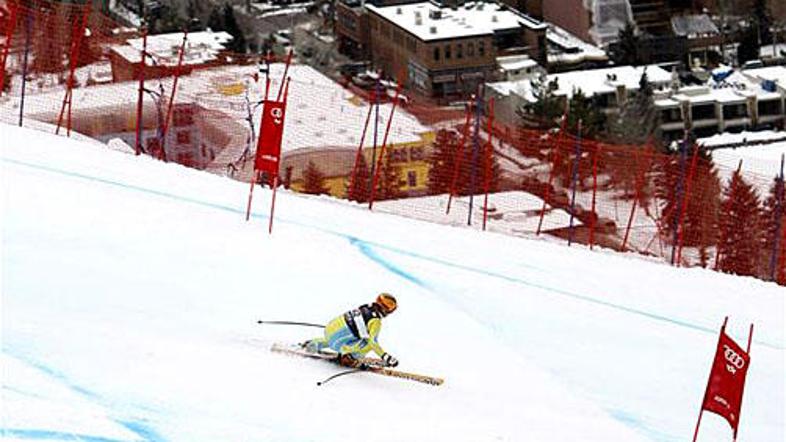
[2,153,783,442]
[2,157,781,351]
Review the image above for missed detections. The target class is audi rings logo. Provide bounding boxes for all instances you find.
[271,107,283,125]
[723,344,745,374]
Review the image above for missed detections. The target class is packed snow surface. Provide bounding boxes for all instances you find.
[1,123,784,442]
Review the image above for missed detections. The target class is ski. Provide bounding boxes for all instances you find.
[270,343,444,386]
[363,366,444,386]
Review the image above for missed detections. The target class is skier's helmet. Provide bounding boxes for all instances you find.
[375,293,397,316]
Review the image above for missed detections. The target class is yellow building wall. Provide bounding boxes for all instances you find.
[289,131,435,199]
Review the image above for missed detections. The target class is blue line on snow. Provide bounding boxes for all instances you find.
[1,347,166,442]
[4,156,783,351]
[348,238,786,350]
[1,429,129,442]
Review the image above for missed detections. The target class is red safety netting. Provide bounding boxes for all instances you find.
[1,0,784,285]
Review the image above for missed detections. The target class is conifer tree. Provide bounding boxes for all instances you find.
[519,76,562,129]
[761,174,785,276]
[222,3,247,53]
[347,153,371,202]
[303,161,329,195]
[567,89,605,139]
[375,154,402,200]
[427,129,460,195]
[717,169,764,276]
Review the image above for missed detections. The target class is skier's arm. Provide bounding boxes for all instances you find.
[364,318,386,357]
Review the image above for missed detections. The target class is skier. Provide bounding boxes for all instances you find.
[303,293,399,368]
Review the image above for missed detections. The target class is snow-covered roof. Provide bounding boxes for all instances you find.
[699,130,786,149]
[366,1,545,42]
[489,65,671,103]
[111,31,233,67]
[549,65,671,97]
[497,55,539,72]
[743,66,786,90]
[546,23,607,65]
[1,63,430,160]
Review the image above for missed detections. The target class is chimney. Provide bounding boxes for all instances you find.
[430,26,437,34]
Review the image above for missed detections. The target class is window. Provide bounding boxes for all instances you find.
[409,146,424,161]
[433,47,440,61]
[407,170,417,187]
[722,103,748,120]
[173,107,194,127]
[467,42,475,57]
[692,104,716,121]
[390,149,407,163]
[660,108,682,123]
[478,41,485,56]
[758,100,782,116]
[445,44,451,59]
[176,130,191,145]
[457,43,463,59]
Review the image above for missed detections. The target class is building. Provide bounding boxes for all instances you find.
[281,132,436,198]
[543,0,698,47]
[364,0,548,98]
[109,31,233,82]
[2,80,217,168]
[670,14,722,68]
[487,64,672,126]
[654,67,786,141]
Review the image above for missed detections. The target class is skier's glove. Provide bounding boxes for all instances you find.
[338,354,359,368]
[382,353,399,367]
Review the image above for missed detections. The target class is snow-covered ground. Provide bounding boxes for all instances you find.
[1,123,784,442]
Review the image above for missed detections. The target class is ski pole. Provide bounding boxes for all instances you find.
[317,368,366,386]
[256,320,325,328]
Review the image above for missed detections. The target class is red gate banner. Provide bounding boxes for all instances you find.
[254,100,287,178]
[701,328,751,432]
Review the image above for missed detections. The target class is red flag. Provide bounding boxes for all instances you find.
[254,100,287,178]
[701,328,751,433]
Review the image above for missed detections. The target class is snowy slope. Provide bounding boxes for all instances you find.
[1,123,784,442]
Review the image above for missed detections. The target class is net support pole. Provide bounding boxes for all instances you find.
[482,97,495,231]
[568,120,582,246]
[134,28,148,155]
[18,11,31,127]
[467,87,483,226]
[348,99,374,201]
[446,104,472,214]
[536,115,567,235]
[56,4,90,136]
[367,83,402,210]
[769,154,784,281]
[589,144,600,250]
[676,143,701,266]
[159,31,188,161]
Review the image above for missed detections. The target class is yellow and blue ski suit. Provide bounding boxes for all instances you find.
[310,303,387,358]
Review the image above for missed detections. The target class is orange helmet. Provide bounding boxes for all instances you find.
[375,293,397,316]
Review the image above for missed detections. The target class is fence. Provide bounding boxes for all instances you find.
[1,0,784,285]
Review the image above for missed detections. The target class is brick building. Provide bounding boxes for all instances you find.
[364,0,547,97]
[109,31,233,82]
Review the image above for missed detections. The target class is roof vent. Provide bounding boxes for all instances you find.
[491,14,498,22]
[429,26,437,34]
[396,7,402,14]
